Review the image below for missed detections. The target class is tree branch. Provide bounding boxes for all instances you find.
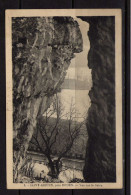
[31,135,45,154]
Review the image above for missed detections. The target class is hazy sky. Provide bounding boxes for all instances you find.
[63,17,92,121]
[65,17,92,84]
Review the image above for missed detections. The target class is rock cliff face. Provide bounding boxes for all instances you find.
[80,17,116,182]
[12,17,82,180]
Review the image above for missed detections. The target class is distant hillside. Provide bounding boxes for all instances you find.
[62,78,90,90]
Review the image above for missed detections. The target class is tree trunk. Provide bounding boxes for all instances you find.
[49,162,56,177]
[55,159,61,177]
[46,154,56,177]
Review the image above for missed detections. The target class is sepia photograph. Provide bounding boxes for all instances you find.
[6,9,122,189]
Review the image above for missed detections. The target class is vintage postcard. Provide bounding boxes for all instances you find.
[6,9,122,189]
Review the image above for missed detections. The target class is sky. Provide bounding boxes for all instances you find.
[62,17,92,121]
[65,17,92,85]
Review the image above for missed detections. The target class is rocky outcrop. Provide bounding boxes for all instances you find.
[12,17,82,181]
[80,17,116,182]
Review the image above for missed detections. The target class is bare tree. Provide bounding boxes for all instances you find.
[30,94,85,178]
